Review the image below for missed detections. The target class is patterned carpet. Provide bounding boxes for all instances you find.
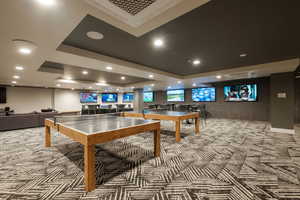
[1,119,300,200]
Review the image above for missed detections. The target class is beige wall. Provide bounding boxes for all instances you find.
[54,89,81,112]
[2,87,53,113]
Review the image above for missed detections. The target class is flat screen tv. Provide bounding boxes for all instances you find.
[224,84,257,102]
[144,92,153,103]
[80,93,98,103]
[123,93,134,102]
[102,93,118,103]
[192,87,216,102]
[0,87,6,104]
[167,89,185,102]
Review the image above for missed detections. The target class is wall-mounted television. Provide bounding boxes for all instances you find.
[144,92,153,103]
[0,87,6,104]
[224,84,257,102]
[80,93,98,103]
[102,93,118,103]
[123,93,134,102]
[192,87,216,102]
[167,89,185,102]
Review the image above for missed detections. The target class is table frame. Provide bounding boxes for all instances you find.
[122,112,200,142]
[44,118,160,192]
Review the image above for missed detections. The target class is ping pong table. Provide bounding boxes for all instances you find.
[44,114,160,192]
[122,110,200,142]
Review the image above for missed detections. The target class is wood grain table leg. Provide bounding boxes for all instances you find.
[195,117,200,135]
[154,128,160,157]
[175,120,181,142]
[45,125,51,147]
[84,144,96,192]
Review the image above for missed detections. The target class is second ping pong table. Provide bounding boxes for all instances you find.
[44,114,160,192]
[123,110,200,142]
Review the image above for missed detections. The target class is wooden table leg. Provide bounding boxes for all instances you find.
[154,128,160,157]
[45,125,51,147]
[195,117,200,135]
[84,144,96,192]
[175,120,181,142]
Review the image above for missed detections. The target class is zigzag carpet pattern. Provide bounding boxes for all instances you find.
[1,119,300,200]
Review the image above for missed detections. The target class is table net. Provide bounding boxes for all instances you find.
[53,113,120,125]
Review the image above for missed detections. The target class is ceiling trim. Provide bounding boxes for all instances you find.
[184,58,300,79]
[56,44,182,79]
[86,0,210,37]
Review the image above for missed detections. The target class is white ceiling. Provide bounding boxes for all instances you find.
[0,0,299,92]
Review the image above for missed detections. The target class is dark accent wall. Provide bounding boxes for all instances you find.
[270,72,295,129]
[145,77,270,121]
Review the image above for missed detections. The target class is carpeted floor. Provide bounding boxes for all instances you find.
[1,119,300,200]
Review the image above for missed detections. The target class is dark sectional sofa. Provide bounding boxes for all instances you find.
[0,112,58,131]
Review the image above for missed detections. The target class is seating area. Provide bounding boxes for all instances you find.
[0,112,58,131]
[81,104,133,115]
[0,107,81,131]
[0,107,14,116]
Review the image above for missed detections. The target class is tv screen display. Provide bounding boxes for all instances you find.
[192,88,216,102]
[144,92,153,103]
[80,93,98,103]
[123,93,134,102]
[224,84,257,102]
[102,93,118,102]
[167,90,185,102]
[0,87,6,104]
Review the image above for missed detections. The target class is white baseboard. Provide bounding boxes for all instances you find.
[270,127,295,134]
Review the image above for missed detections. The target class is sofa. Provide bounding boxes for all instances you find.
[0,112,58,131]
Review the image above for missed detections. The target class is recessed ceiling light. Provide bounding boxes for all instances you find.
[65,76,72,80]
[56,84,61,87]
[149,74,154,78]
[71,88,74,90]
[177,81,182,84]
[58,79,76,83]
[216,75,222,79]
[193,59,201,65]
[13,39,37,55]
[13,75,20,79]
[82,70,88,75]
[192,83,196,87]
[131,86,135,89]
[95,82,108,86]
[153,38,164,47]
[15,66,24,71]
[18,47,32,55]
[106,66,113,70]
[151,84,155,87]
[36,0,56,6]
[86,31,104,40]
[240,53,247,57]
[121,76,126,80]
[12,81,17,84]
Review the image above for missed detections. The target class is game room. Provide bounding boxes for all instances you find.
[1,0,300,199]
